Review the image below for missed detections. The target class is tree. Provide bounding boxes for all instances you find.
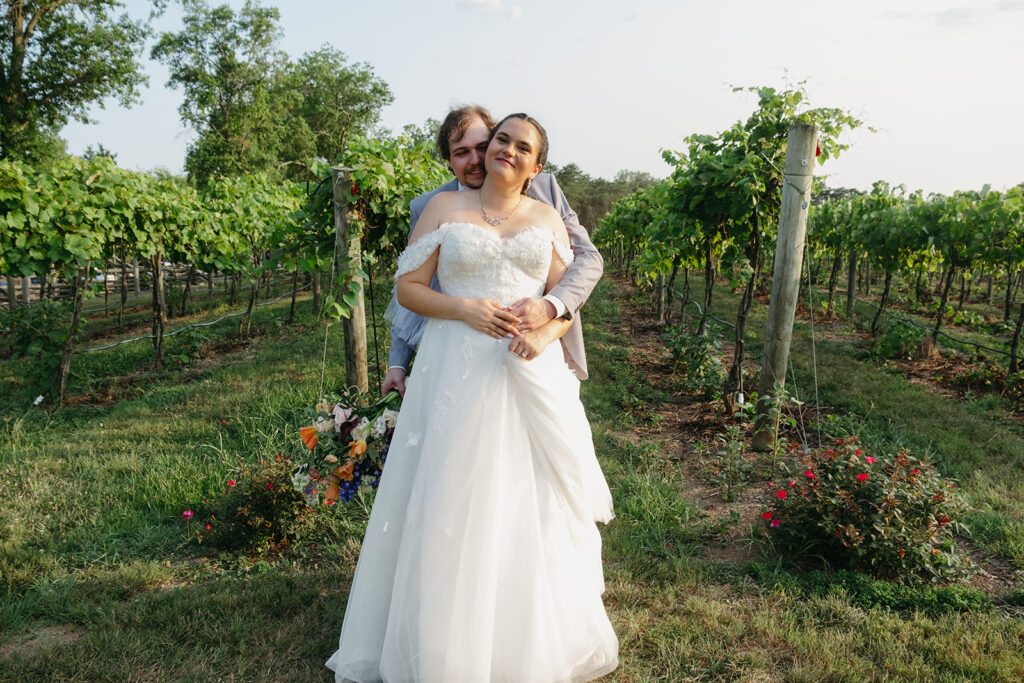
[82,143,118,161]
[399,118,442,157]
[151,0,286,186]
[277,45,393,178]
[549,162,658,233]
[1,0,149,163]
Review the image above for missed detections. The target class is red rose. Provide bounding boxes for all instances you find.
[856,473,868,482]
[776,490,788,499]
[762,512,773,520]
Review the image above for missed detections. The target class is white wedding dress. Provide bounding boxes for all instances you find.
[325,222,618,682]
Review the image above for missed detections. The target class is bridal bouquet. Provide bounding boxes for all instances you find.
[292,389,401,505]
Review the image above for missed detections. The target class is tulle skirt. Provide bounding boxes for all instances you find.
[325,318,617,682]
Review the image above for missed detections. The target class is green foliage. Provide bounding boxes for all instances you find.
[943,364,1024,411]
[712,424,754,501]
[1,0,149,162]
[152,1,392,187]
[0,298,71,388]
[197,453,316,557]
[289,136,448,322]
[165,326,211,366]
[548,162,658,232]
[278,45,393,175]
[661,326,725,400]
[151,0,286,185]
[764,438,973,584]
[870,320,925,360]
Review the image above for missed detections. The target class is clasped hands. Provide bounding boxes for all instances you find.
[382,297,559,397]
[463,296,557,359]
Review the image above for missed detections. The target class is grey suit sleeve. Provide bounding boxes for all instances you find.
[388,335,415,370]
[387,196,427,371]
[543,175,603,318]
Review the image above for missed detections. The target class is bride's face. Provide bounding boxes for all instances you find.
[485,119,542,188]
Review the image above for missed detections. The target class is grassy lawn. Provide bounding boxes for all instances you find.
[2,274,1024,680]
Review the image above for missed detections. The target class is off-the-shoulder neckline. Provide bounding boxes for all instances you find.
[437,221,555,243]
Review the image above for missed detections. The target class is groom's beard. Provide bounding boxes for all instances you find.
[463,162,485,188]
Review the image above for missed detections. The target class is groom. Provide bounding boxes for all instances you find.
[382,105,603,395]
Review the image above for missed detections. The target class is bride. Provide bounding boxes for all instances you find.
[325,113,618,682]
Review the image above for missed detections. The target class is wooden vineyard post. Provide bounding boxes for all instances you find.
[331,165,368,394]
[752,123,819,452]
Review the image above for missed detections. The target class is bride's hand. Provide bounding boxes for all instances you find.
[508,328,554,360]
[461,298,521,338]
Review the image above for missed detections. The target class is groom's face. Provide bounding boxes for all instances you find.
[447,116,490,189]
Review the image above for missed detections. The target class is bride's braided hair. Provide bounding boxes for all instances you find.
[487,113,549,193]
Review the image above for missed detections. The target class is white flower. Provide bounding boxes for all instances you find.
[314,416,335,434]
[333,404,354,428]
[291,471,311,492]
[372,415,387,438]
[354,417,372,440]
[382,409,399,428]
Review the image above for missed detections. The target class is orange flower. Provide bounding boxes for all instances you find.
[349,439,367,460]
[334,462,355,481]
[299,426,319,450]
[325,484,340,501]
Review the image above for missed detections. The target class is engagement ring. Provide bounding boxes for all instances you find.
[520,351,527,357]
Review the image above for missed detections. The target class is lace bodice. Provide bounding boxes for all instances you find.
[395,222,573,306]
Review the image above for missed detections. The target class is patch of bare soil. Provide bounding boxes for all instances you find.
[0,624,83,661]
[957,536,1024,596]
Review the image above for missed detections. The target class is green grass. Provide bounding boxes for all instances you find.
[3,276,1024,680]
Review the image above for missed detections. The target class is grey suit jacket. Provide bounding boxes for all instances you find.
[388,172,602,379]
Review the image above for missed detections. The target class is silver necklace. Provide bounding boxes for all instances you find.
[480,193,524,226]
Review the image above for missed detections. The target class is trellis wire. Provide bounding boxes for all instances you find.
[81,282,311,353]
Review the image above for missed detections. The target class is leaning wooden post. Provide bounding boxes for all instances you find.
[752,123,819,452]
[331,165,368,394]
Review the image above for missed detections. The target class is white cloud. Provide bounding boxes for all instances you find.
[460,0,523,21]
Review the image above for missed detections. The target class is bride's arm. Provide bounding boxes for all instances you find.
[397,196,521,339]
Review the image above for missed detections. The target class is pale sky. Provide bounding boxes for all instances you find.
[61,0,1024,195]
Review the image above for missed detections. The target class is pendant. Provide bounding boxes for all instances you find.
[483,214,503,226]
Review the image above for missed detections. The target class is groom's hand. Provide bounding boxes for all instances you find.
[507,297,556,332]
[382,367,407,397]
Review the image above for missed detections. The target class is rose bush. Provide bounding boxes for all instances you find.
[761,437,973,584]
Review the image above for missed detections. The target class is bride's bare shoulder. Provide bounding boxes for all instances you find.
[523,198,568,244]
[414,190,477,239]
[423,189,467,213]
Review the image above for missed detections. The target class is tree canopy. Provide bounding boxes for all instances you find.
[1,0,150,163]
[152,0,393,185]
